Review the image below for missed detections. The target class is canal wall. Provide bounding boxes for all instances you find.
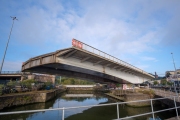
[125,93,152,107]
[0,89,65,110]
[105,90,154,107]
[154,95,180,111]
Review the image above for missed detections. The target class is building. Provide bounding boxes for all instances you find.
[22,73,55,84]
[166,69,180,81]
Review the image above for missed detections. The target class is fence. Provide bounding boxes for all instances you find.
[0,71,22,74]
[0,95,179,120]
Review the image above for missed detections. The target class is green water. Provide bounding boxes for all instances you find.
[0,92,177,120]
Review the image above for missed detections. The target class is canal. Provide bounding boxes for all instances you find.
[0,91,177,120]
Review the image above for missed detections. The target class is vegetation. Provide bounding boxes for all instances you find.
[57,77,95,85]
[7,80,17,87]
[44,81,52,86]
[167,81,173,86]
[21,79,37,88]
[153,81,158,85]
[0,84,5,88]
[160,79,167,85]
[153,79,173,86]
[3,77,95,92]
[0,84,4,95]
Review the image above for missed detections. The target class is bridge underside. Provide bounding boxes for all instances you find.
[24,63,130,84]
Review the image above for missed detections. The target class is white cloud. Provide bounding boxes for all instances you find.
[1,0,180,72]
[141,56,158,62]
[10,0,179,52]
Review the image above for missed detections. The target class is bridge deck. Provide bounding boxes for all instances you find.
[22,43,154,83]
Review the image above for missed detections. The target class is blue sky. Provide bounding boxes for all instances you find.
[0,0,180,76]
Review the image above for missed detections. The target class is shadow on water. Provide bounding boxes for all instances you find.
[0,91,177,120]
[0,97,58,120]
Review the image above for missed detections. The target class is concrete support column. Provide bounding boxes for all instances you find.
[28,74,35,79]
[51,75,55,85]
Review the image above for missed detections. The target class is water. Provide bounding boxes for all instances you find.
[0,92,177,120]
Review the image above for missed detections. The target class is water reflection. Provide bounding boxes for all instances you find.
[0,92,177,120]
[0,93,108,120]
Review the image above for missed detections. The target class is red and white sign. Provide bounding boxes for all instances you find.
[72,38,83,49]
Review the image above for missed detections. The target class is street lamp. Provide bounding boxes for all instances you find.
[171,53,177,71]
[0,16,18,74]
[171,53,179,98]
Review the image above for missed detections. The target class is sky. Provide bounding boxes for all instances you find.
[0,0,180,76]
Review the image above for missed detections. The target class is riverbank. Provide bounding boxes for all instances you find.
[0,88,66,110]
[0,90,176,120]
[105,89,154,107]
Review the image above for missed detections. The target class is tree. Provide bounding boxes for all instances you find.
[154,81,158,85]
[167,81,173,86]
[161,79,167,86]
[61,77,94,85]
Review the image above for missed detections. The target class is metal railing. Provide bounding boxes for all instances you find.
[0,71,22,74]
[0,71,31,75]
[0,95,180,120]
[73,39,154,78]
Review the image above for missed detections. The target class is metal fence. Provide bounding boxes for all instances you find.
[0,95,179,120]
[0,71,31,75]
[0,71,22,74]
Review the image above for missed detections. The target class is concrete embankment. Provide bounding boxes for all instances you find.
[0,89,65,110]
[105,90,154,107]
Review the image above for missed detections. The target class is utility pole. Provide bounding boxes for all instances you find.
[0,16,18,74]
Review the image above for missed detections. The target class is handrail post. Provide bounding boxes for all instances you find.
[173,96,179,119]
[117,102,119,119]
[150,99,155,120]
[62,107,65,120]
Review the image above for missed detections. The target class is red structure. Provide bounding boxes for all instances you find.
[72,38,83,49]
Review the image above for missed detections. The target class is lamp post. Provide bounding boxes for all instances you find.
[171,53,179,98]
[171,53,177,71]
[0,16,18,74]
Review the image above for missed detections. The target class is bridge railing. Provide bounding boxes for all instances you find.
[73,39,153,78]
[0,71,22,74]
[82,42,140,71]
[0,95,179,120]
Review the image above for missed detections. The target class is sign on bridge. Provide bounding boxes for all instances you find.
[72,38,83,49]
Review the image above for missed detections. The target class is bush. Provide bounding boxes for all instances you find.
[44,81,53,90]
[0,84,4,95]
[20,79,37,88]
[7,80,17,87]
[154,81,158,85]
[45,81,52,86]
